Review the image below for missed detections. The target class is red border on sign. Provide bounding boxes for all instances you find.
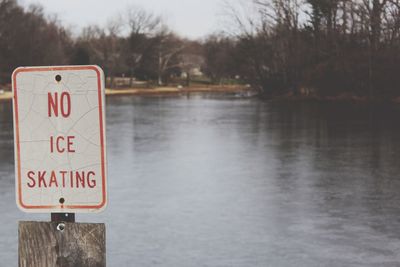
[13,66,107,211]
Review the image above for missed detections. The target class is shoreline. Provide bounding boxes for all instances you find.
[0,85,253,101]
[3,87,400,104]
[268,93,400,104]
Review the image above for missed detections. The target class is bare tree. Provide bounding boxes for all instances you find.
[155,31,184,85]
[78,22,124,88]
[123,7,163,86]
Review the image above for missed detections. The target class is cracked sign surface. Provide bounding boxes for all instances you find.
[12,65,107,213]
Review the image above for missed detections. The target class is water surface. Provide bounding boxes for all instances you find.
[1,96,400,266]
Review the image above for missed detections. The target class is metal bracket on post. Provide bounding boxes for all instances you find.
[51,213,75,222]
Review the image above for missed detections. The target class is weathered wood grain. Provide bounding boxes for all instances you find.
[19,221,105,267]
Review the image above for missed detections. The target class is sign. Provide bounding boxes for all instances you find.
[12,66,107,213]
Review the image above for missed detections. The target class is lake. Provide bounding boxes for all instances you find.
[1,95,400,266]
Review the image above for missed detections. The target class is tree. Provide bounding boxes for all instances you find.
[154,31,184,85]
[203,35,235,84]
[179,40,204,86]
[0,1,71,83]
[123,7,163,86]
[77,23,124,87]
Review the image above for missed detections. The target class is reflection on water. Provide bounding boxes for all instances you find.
[1,96,400,266]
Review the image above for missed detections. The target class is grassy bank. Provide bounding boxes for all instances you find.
[0,85,253,102]
[0,91,12,101]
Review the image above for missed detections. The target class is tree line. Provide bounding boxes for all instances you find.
[2,0,400,99]
[0,0,205,87]
[215,0,400,99]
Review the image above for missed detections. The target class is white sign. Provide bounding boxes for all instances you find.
[12,65,107,213]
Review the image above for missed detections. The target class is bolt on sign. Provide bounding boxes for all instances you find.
[12,66,107,213]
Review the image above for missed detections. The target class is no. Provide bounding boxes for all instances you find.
[48,92,71,118]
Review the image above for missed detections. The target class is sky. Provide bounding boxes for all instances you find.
[19,0,228,39]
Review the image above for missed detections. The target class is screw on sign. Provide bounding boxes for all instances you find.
[12,65,107,213]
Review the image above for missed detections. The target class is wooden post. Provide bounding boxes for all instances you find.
[18,221,106,267]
